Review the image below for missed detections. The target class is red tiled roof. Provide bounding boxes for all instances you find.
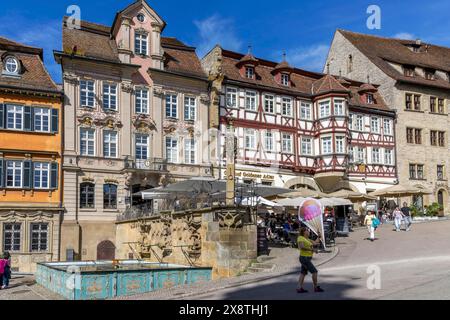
[312,74,349,95]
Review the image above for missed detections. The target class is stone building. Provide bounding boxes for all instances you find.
[202,46,397,194]
[54,0,211,262]
[0,37,63,272]
[325,30,450,214]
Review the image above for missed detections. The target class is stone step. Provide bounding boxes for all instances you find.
[257,256,275,262]
[247,267,270,273]
[252,263,275,269]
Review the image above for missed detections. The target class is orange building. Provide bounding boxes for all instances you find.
[0,37,63,272]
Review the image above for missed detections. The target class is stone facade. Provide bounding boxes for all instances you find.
[326,30,450,213]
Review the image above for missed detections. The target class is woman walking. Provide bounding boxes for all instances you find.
[0,255,7,290]
[364,211,377,242]
[2,252,11,289]
[297,227,324,293]
[393,207,405,232]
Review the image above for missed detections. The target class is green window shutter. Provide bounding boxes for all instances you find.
[23,160,33,189]
[50,162,58,189]
[0,159,4,188]
[24,106,33,131]
[51,109,59,133]
[0,104,4,129]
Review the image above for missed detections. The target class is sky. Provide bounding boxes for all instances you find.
[1,0,449,83]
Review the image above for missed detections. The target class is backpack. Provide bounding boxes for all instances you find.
[372,217,381,228]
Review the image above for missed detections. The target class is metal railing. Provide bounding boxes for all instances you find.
[117,205,157,222]
[124,157,168,172]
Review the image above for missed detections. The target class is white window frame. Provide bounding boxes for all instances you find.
[184,138,196,164]
[353,146,365,163]
[33,162,50,189]
[301,137,313,156]
[135,88,149,114]
[282,133,293,154]
[226,87,237,108]
[245,91,257,111]
[30,223,49,253]
[80,128,95,157]
[335,136,346,154]
[371,117,380,134]
[264,131,274,152]
[384,149,393,166]
[184,96,196,121]
[166,137,179,163]
[6,105,24,130]
[334,99,345,116]
[372,148,381,164]
[319,101,331,118]
[245,129,257,150]
[6,160,23,188]
[245,67,255,79]
[300,101,312,120]
[80,80,95,108]
[367,93,374,104]
[355,115,364,132]
[165,94,178,119]
[134,32,148,56]
[103,83,118,111]
[103,130,118,158]
[281,73,290,86]
[264,95,275,114]
[321,136,333,155]
[282,97,293,117]
[135,134,149,160]
[349,113,354,130]
[4,56,19,74]
[34,107,50,132]
[383,119,393,136]
[3,223,21,252]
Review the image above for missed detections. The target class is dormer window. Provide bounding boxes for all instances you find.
[3,56,20,75]
[425,69,435,80]
[367,93,374,104]
[281,73,290,86]
[245,66,254,79]
[404,66,415,77]
[135,32,148,56]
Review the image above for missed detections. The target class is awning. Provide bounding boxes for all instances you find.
[276,197,352,207]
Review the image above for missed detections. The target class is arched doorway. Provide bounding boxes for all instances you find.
[97,241,116,261]
[437,189,447,216]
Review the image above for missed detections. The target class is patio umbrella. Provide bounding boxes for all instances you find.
[238,196,283,207]
[326,190,377,202]
[369,184,432,198]
[277,197,352,207]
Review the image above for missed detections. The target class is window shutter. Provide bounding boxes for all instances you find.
[24,106,32,131]
[0,159,4,188]
[0,104,4,129]
[50,162,58,189]
[51,109,59,133]
[23,160,32,189]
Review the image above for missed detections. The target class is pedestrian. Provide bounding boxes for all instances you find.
[393,206,405,232]
[296,227,324,293]
[0,254,7,290]
[401,203,413,232]
[1,252,11,289]
[364,211,377,242]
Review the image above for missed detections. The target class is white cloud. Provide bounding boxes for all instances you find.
[282,44,330,72]
[392,32,416,40]
[0,14,61,82]
[194,15,243,58]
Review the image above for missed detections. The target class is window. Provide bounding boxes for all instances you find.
[347,55,353,73]
[355,115,364,131]
[135,32,148,55]
[166,137,178,163]
[321,137,332,155]
[281,73,290,86]
[414,95,421,111]
[439,131,446,147]
[407,128,422,145]
[80,128,95,156]
[415,129,422,144]
[417,165,424,179]
[226,87,237,108]
[367,94,374,104]
[184,139,196,164]
[383,119,392,136]
[431,131,437,146]
[300,102,312,120]
[407,128,414,144]
[4,56,20,74]
[103,131,118,158]
[264,131,274,152]
[384,149,393,165]
[184,97,196,121]
[264,95,275,114]
[34,108,50,132]
[319,101,331,118]
[80,183,95,209]
[430,97,437,113]
[301,137,312,155]
[282,97,293,117]
[135,88,149,114]
[410,164,424,180]
[245,91,257,111]
[353,147,365,163]
[165,94,178,119]
[80,80,95,108]
[425,69,435,80]
[135,134,149,161]
[438,165,445,180]
[404,66,415,77]
[103,184,117,209]
[103,83,117,111]
[438,99,445,114]
[372,148,381,164]
[30,223,48,252]
[6,161,22,188]
[245,129,256,150]
[336,136,345,154]
[33,162,50,189]
[3,223,21,252]
[282,134,293,153]
[334,99,345,116]
[137,13,146,23]
[349,114,354,130]
[406,93,413,110]
[6,105,23,130]
[409,164,417,179]
[245,67,254,79]
[371,117,380,133]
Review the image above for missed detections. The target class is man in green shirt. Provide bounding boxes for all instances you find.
[297,227,324,293]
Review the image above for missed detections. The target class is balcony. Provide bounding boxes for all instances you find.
[117,204,157,222]
[124,157,168,172]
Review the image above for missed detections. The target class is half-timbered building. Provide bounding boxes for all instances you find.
[202,47,397,194]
